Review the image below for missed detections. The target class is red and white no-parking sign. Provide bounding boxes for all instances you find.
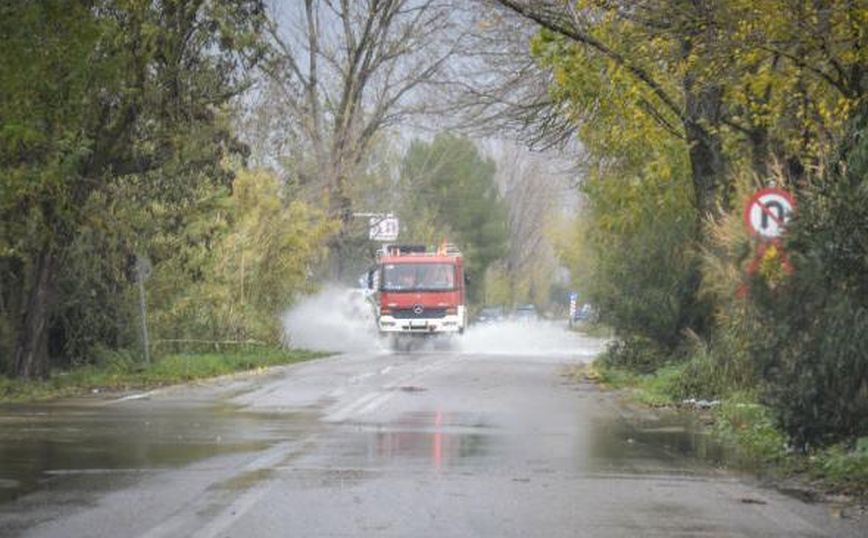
[743,188,796,239]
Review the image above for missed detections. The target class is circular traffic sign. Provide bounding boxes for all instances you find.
[743,188,796,238]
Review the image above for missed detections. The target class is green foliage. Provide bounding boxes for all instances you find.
[713,395,788,464]
[719,0,865,165]
[0,1,267,376]
[673,341,748,401]
[813,438,868,492]
[528,1,865,453]
[531,23,682,172]
[688,199,769,401]
[564,139,705,353]
[481,264,512,307]
[599,336,671,375]
[594,360,683,407]
[399,133,509,300]
[589,218,702,350]
[0,347,323,403]
[149,169,335,345]
[534,14,707,352]
[747,114,868,449]
[134,349,321,384]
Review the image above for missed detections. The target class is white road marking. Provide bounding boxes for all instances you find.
[138,354,459,538]
[323,356,455,422]
[106,390,158,404]
[137,438,309,538]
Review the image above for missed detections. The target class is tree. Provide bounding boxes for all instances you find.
[254,0,464,274]
[473,0,864,345]
[399,133,509,300]
[492,143,569,307]
[149,169,335,345]
[748,111,868,447]
[0,1,265,378]
[486,0,865,214]
[715,0,866,184]
[487,0,726,219]
[443,4,579,150]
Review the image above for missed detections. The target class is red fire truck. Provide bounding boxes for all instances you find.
[368,243,467,349]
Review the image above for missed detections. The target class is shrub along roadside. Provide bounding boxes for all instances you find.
[588,359,868,497]
[0,347,327,403]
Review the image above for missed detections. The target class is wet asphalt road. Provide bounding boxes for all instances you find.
[0,329,864,537]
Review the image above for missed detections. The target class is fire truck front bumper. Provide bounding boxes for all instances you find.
[378,315,463,334]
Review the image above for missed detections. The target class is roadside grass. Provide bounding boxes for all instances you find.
[809,438,868,495]
[590,360,868,497]
[571,322,614,338]
[711,391,867,494]
[0,347,327,403]
[712,391,787,464]
[593,361,683,407]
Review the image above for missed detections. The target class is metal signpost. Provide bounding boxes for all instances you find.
[568,291,578,327]
[135,255,152,365]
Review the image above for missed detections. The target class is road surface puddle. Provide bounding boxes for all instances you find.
[585,410,737,475]
[325,407,737,479]
[0,401,302,503]
[336,411,492,469]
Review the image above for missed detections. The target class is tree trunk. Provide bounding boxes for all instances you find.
[683,83,727,219]
[326,168,355,281]
[14,244,56,379]
[679,73,726,343]
[748,126,770,180]
[686,123,725,217]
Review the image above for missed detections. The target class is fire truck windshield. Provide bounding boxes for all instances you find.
[381,263,455,291]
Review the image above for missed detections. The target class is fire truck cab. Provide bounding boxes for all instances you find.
[369,243,467,342]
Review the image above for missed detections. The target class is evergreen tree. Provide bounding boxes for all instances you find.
[399,134,509,301]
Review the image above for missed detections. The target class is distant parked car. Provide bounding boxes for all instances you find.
[476,306,505,324]
[573,303,597,322]
[512,304,539,322]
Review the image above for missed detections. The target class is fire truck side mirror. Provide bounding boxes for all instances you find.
[367,269,376,290]
[464,273,470,285]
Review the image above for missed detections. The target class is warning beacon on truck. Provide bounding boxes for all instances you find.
[367,242,467,349]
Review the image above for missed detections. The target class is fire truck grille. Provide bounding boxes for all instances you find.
[391,307,447,319]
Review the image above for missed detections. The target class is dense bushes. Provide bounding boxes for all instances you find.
[596,114,868,450]
[747,115,868,448]
[524,0,865,454]
[149,169,334,346]
[0,1,269,377]
[1,167,332,374]
[576,142,706,364]
[571,105,867,452]
[590,216,704,353]
[599,336,671,375]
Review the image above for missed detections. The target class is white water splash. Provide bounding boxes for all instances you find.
[283,287,605,360]
[458,320,605,361]
[282,286,386,353]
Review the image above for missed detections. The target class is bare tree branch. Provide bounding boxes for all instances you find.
[250,0,462,218]
[493,0,686,125]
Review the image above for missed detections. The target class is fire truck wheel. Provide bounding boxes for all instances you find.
[389,335,411,353]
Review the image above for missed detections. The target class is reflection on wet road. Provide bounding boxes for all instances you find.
[0,401,298,504]
[0,325,863,537]
[346,411,491,470]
